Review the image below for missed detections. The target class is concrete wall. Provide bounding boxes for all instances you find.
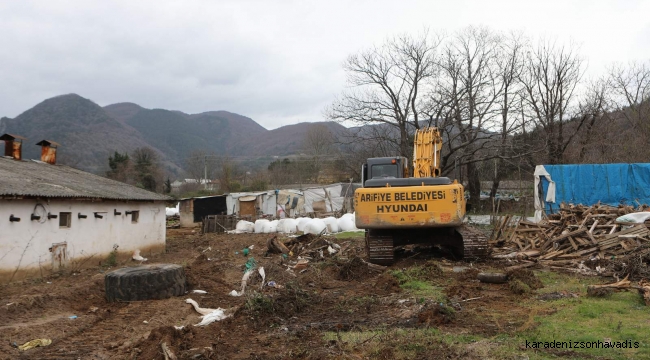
[179,199,198,228]
[0,199,166,282]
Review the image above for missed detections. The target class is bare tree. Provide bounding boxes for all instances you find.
[327,31,442,158]
[520,38,586,164]
[303,123,335,181]
[489,31,527,199]
[608,61,650,136]
[425,26,504,208]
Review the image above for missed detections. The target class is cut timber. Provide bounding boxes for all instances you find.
[477,272,508,284]
[587,276,630,297]
[267,236,290,254]
[105,264,187,302]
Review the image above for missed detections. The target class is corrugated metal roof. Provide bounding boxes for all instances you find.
[0,157,170,201]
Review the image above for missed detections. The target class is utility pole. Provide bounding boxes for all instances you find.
[204,156,207,190]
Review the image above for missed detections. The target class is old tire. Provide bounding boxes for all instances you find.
[105,264,187,302]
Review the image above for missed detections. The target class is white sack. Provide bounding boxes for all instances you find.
[277,218,298,233]
[297,217,311,232]
[338,213,358,231]
[235,220,255,232]
[304,218,327,235]
[322,217,339,233]
[254,219,269,233]
[262,220,278,233]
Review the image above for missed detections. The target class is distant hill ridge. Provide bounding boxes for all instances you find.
[0,94,347,174]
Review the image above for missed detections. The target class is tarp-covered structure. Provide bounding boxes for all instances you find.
[226,192,277,217]
[534,163,650,221]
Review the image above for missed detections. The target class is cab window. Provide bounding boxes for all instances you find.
[371,164,397,179]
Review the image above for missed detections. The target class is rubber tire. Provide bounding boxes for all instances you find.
[105,264,187,302]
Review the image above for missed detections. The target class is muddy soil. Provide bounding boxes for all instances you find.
[0,228,536,359]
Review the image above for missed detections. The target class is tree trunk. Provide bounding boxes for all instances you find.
[466,162,481,212]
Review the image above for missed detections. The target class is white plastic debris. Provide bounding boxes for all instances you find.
[132,249,147,262]
[194,309,229,326]
[229,269,254,296]
[192,290,207,294]
[616,212,650,224]
[322,217,339,233]
[327,246,337,255]
[304,218,327,235]
[185,298,216,315]
[186,299,230,326]
[258,267,266,290]
[174,325,185,330]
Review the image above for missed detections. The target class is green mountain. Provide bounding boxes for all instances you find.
[0,94,348,176]
[0,94,152,173]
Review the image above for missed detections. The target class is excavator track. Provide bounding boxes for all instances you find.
[365,225,489,265]
[456,224,490,259]
[365,230,394,266]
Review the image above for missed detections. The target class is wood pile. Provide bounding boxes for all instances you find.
[493,203,650,273]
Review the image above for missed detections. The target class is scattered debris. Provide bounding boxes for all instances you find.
[161,341,178,360]
[68,315,78,319]
[185,298,230,326]
[191,290,207,294]
[18,338,52,351]
[267,236,290,254]
[293,259,310,271]
[132,249,148,262]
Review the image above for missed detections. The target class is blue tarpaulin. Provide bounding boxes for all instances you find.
[540,163,650,213]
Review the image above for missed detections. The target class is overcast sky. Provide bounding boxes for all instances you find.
[0,0,648,129]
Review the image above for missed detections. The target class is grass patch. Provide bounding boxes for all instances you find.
[335,231,365,239]
[391,264,447,300]
[518,290,650,359]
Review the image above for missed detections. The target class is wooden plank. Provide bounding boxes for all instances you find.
[568,236,579,251]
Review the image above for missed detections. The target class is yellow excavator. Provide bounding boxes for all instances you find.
[355,127,488,265]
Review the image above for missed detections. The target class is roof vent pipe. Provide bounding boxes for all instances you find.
[36,140,59,165]
[0,134,26,160]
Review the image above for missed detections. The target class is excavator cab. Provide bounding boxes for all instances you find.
[361,157,408,185]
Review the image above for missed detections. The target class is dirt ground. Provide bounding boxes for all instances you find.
[0,228,542,359]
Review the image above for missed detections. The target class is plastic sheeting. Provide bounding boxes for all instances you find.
[537,163,650,215]
[303,184,344,213]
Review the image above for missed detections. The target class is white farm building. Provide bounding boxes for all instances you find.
[0,134,170,283]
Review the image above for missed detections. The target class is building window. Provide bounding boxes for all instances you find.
[59,212,71,228]
[131,211,139,223]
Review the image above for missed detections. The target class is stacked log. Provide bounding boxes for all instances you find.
[494,203,650,271]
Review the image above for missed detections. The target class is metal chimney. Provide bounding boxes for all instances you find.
[0,133,26,160]
[36,140,59,165]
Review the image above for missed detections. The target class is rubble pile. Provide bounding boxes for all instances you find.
[493,203,650,277]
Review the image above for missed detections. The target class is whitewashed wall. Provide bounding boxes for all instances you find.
[0,199,166,282]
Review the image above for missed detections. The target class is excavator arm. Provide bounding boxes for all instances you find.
[412,127,443,178]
